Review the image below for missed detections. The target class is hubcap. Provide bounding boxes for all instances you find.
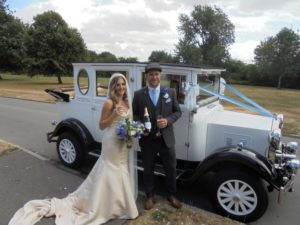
[59,139,76,163]
[217,179,257,216]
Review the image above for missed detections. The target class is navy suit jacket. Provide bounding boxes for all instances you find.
[132,86,182,148]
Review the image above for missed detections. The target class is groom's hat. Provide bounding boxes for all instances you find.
[145,62,162,73]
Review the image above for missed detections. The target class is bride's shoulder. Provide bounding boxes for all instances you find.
[103,99,114,111]
[104,98,113,105]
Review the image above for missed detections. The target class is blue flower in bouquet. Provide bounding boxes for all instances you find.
[116,123,127,138]
[116,117,145,148]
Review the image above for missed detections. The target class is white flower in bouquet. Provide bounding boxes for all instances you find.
[116,117,145,148]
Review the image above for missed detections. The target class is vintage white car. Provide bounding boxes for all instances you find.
[46,62,299,222]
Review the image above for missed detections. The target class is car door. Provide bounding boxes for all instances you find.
[161,68,191,160]
[69,67,94,137]
[139,67,192,160]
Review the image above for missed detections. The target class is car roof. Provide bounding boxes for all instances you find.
[72,62,225,73]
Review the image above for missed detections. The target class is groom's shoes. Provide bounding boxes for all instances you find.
[167,195,182,209]
[145,197,154,210]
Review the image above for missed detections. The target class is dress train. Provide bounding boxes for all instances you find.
[9,118,138,225]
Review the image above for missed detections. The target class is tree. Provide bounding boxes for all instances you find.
[176,5,235,66]
[118,56,138,63]
[294,52,300,88]
[254,28,300,88]
[0,0,10,13]
[25,11,86,83]
[0,0,27,71]
[148,50,177,63]
[223,59,248,82]
[84,50,138,63]
[97,51,118,62]
[84,50,99,62]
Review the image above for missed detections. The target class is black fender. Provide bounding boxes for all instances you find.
[184,147,277,184]
[47,118,95,152]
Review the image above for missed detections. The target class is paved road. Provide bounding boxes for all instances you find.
[0,97,59,160]
[1,97,299,224]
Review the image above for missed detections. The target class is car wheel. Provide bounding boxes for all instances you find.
[57,132,84,168]
[211,169,268,222]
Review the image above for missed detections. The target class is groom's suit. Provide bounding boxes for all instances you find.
[132,86,182,196]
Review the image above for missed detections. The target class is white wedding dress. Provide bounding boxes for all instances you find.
[9,113,139,225]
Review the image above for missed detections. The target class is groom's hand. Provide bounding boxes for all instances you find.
[157,118,168,129]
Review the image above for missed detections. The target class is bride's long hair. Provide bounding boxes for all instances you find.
[108,73,129,108]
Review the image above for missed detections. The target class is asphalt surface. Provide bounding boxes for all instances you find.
[1,97,300,224]
[0,97,59,160]
[0,148,140,225]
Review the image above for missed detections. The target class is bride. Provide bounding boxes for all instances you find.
[9,73,139,225]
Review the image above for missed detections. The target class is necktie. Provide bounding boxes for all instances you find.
[150,89,158,106]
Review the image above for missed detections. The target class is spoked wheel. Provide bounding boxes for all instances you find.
[211,169,268,222]
[57,132,84,168]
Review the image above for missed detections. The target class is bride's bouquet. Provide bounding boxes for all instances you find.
[116,117,145,148]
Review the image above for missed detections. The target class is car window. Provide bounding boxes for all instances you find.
[141,73,186,104]
[77,69,89,95]
[96,70,128,97]
[197,74,220,106]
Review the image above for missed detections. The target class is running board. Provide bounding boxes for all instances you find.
[88,149,101,157]
[88,150,185,180]
[137,160,185,180]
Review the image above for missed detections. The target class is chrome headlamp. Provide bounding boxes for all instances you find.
[269,129,281,148]
[268,129,282,162]
[286,142,298,154]
[276,114,284,129]
[272,129,281,142]
[286,159,300,174]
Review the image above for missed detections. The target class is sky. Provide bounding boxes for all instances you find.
[8,0,300,64]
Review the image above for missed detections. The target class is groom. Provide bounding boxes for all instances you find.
[132,62,182,210]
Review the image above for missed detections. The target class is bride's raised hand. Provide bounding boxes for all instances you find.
[114,104,127,117]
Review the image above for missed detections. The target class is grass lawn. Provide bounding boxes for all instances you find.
[223,84,300,136]
[0,73,74,102]
[0,73,299,135]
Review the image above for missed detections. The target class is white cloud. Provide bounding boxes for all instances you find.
[229,40,260,64]
[13,0,300,63]
[230,16,269,32]
[14,1,55,24]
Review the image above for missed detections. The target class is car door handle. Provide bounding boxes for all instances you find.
[91,106,96,111]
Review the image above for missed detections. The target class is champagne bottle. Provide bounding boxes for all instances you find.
[144,107,151,134]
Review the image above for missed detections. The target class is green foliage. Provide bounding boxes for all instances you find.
[0,1,27,71]
[118,56,138,63]
[0,0,10,13]
[84,50,99,62]
[176,5,234,66]
[175,40,203,65]
[254,27,300,88]
[96,51,118,62]
[25,11,86,82]
[148,50,177,63]
[152,208,169,221]
[84,50,138,63]
[223,59,249,81]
